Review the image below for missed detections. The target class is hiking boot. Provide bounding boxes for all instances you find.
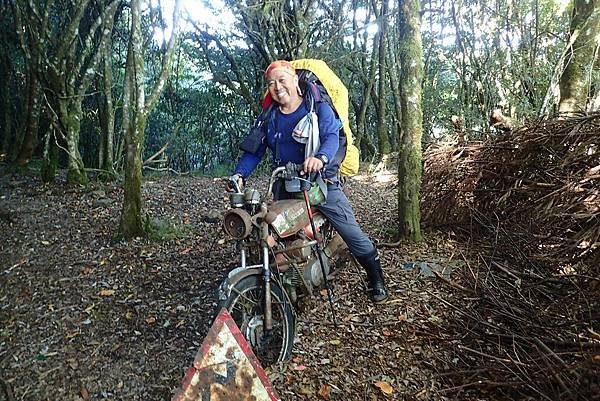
[355,250,389,303]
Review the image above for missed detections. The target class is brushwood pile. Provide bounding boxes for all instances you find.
[421,113,599,400]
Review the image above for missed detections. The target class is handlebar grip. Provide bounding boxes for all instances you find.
[285,161,302,173]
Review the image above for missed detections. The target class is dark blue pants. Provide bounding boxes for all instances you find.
[274,180,375,258]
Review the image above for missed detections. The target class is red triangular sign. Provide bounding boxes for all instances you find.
[172,308,280,401]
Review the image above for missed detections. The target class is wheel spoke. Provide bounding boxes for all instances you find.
[222,276,293,366]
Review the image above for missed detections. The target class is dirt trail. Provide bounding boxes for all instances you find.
[1,167,460,401]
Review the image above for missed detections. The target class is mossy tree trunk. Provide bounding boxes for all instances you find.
[558,0,600,114]
[58,98,89,185]
[386,30,404,149]
[118,0,182,240]
[13,0,118,184]
[41,129,58,183]
[98,29,117,178]
[376,0,390,156]
[119,0,146,238]
[397,0,424,242]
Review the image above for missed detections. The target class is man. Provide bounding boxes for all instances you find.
[231,60,388,303]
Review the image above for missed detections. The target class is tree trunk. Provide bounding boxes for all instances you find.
[98,40,116,178]
[355,30,379,159]
[386,31,404,148]
[58,98,88,185]
[120,113,147,238]
[397,0,424,242]
[41,129,58,183]
[376,0,390,156]
[558,0,600,114]
[15,72,42,165]
[0,57,13,159]
[14,0,118,182]
[119,0,146,238]
[118,0,181,239]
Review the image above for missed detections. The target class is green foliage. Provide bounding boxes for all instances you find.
[421,0,569,140]
[1,0,581,180]
[145,58,254,175]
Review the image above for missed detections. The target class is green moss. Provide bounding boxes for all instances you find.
[145,216,192,241]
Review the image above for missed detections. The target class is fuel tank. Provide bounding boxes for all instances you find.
[266,199,310,238]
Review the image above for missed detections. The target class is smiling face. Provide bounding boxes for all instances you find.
[266,69,300,109]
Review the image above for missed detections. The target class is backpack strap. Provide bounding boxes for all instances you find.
[239,104,274,154]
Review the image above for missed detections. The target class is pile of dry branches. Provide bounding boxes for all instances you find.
[422,114,600,400]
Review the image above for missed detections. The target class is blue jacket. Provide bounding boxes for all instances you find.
[235,101,341,178]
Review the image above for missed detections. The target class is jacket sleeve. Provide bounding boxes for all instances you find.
[314,102,340,162]
[234,142,267,179]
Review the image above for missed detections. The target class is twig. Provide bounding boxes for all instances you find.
[457,345,529,367]
[431,270,475,294]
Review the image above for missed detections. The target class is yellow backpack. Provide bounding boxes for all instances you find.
[291,59,360,177]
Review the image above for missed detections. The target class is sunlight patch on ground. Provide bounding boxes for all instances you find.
[352,171,397,187]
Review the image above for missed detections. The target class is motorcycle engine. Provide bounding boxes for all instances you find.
[279,237,330,296]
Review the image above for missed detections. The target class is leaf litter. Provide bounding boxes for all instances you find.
[0,168,474,400]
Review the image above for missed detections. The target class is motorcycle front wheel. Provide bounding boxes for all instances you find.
[218,275,295,366]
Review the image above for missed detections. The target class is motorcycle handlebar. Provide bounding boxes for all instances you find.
[266,162,317,198]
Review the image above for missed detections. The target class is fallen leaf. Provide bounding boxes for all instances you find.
[382,329,393,336]
[318,384,331,400]
[41,240,50,245]
[65,332,79,340]
[329,339,341,346]
[293,364,306,371]
[146,316,156,324]
[80,386,90,401]
[428,315,441,323]
[319,288,328,296]
[67,358,78,370]
[99,289,115,297]
[299,386,314,395]
[374,381,394,395]
[125,311,134,320]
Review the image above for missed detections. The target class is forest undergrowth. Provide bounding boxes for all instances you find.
[422,113,600,400]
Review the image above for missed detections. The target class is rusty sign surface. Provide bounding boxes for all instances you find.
[172,308,281,401]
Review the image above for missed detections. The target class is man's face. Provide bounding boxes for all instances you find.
[266,69,298,106]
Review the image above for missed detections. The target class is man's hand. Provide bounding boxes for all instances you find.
[225,174,244,192]
[302,156,324,174]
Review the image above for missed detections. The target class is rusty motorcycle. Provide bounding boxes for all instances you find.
[216,163,347,365]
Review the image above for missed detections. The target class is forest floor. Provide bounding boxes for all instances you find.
[1,165,466,401]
